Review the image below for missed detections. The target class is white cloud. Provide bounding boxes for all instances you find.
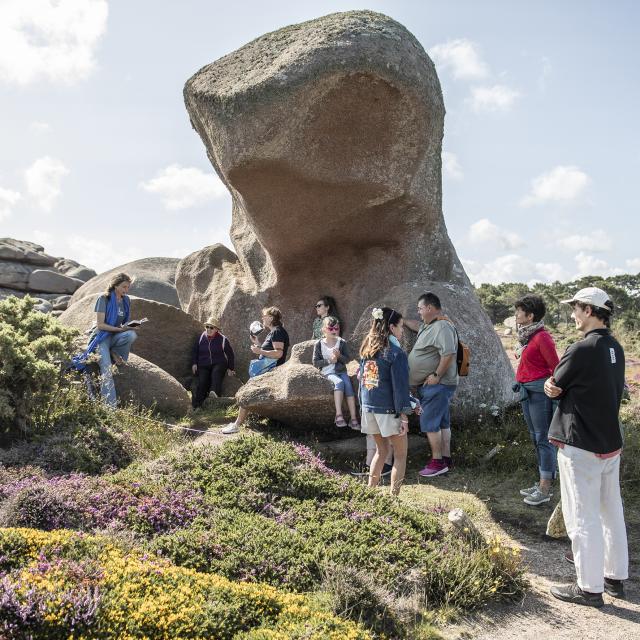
[442,151,463,180]
[573,252,624,279]
[64,234,143,274]
[429,39,489,80]
[555,229,613,253]
[469,84,521,112]
[468,218,524,250]
[520,165,590,207]
[626,258,640,272]
[25,156,69,212]
[0,186,22,220]
[463,254,569,286]
[140,164,228,210]
[29,121,52,134]
[0,0,108,86]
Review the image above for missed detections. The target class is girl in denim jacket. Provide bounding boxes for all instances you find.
[359,307,415,495]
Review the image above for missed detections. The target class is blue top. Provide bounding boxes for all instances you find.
[359,341,413,416]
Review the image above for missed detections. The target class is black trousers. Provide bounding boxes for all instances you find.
[192,363,227,408]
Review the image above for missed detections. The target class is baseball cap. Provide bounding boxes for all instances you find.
[560,287,612,310]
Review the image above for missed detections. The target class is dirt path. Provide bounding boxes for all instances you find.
[449,531,640,640]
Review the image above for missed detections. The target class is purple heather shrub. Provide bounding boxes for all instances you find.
[292,443,338,477]
[0,474,204,536]
[0,570,100,634]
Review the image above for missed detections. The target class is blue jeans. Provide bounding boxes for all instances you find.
[326,372,354,397]
[97,330,137,407]
[521,387,557,480]
[417,384,456,433]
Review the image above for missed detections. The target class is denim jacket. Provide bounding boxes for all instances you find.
[359,342,413,416]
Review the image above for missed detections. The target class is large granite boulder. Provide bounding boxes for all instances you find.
[235,341,359,426]
[179,10,515,420]
[70,258,181,308]
[59,295,203,382]
[113,353,191,416]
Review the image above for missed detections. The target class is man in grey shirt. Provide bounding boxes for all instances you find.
[405,292,459,477]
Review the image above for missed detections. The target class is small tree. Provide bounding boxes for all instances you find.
[0,296,78,438]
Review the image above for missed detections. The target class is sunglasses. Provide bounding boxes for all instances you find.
[327,326,340,332]
[204,325,216,329]
[315,303,325,308]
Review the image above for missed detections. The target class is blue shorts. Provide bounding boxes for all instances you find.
[417,383,456,433]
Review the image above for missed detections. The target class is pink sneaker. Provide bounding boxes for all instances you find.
[418,459,449,477]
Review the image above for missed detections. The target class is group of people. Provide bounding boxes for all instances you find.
[513,287,628,606]
[82,276,629,607]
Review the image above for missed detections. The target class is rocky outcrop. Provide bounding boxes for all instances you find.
[0,239,57,266]
[0,238,95,313]
[113,353,191,416]
[235,341,356,426]
[179,10,515,418]
[70,258,181,308]
[54,258,97,282]
[59,295,203,383]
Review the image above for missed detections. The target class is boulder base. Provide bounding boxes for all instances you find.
[59,295,203,382]
[113,353,191,416]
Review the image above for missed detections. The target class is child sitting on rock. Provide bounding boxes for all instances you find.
[312,316,360,430]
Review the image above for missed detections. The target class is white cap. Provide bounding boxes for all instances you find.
[560,287,612,310]
[249,320,264,335]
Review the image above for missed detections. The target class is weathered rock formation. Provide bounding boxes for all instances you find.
[0,239,96,314]
[179,10,515,423]
[59,295,202,383]
[235,341,340,426]
[113,353,192,416]
[70,258,181,308]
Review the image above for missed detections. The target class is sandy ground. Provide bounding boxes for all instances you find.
[449,531,639,640]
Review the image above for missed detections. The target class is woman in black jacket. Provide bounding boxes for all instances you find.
[191,317,235,408]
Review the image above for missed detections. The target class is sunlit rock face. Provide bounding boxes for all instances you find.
[180,10,514,422]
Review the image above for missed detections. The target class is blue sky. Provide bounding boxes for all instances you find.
[1,0,638,283]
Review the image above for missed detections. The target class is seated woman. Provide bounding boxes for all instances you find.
[359,307,414,496]
[312,295,341,339]
[222,306,289,434]
[93,273,138,407]
[312,316,359,430]
[191,317,236,409]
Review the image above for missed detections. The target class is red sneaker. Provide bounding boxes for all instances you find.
[418,459,449,477]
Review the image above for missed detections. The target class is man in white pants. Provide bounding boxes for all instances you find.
[544,287,627,607]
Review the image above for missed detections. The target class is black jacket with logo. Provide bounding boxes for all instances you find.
[549,328,625,454]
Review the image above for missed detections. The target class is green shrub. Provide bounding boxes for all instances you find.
[0,296,78,438]
[0,385,187,473]
[115,435,525,619]
[0,528,370,639]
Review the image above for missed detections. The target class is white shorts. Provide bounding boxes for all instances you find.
[361,412,403,438]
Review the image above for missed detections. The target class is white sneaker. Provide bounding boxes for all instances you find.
[221,422,239,435]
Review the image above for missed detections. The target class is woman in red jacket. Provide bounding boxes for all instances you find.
[514,295,560,506]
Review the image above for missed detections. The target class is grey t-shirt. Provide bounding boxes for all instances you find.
[408,320,459,386]
[95,295,125,325]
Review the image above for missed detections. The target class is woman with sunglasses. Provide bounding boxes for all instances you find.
[191,317,235,409]
[312,316,359,429]
[312,296,341,339]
